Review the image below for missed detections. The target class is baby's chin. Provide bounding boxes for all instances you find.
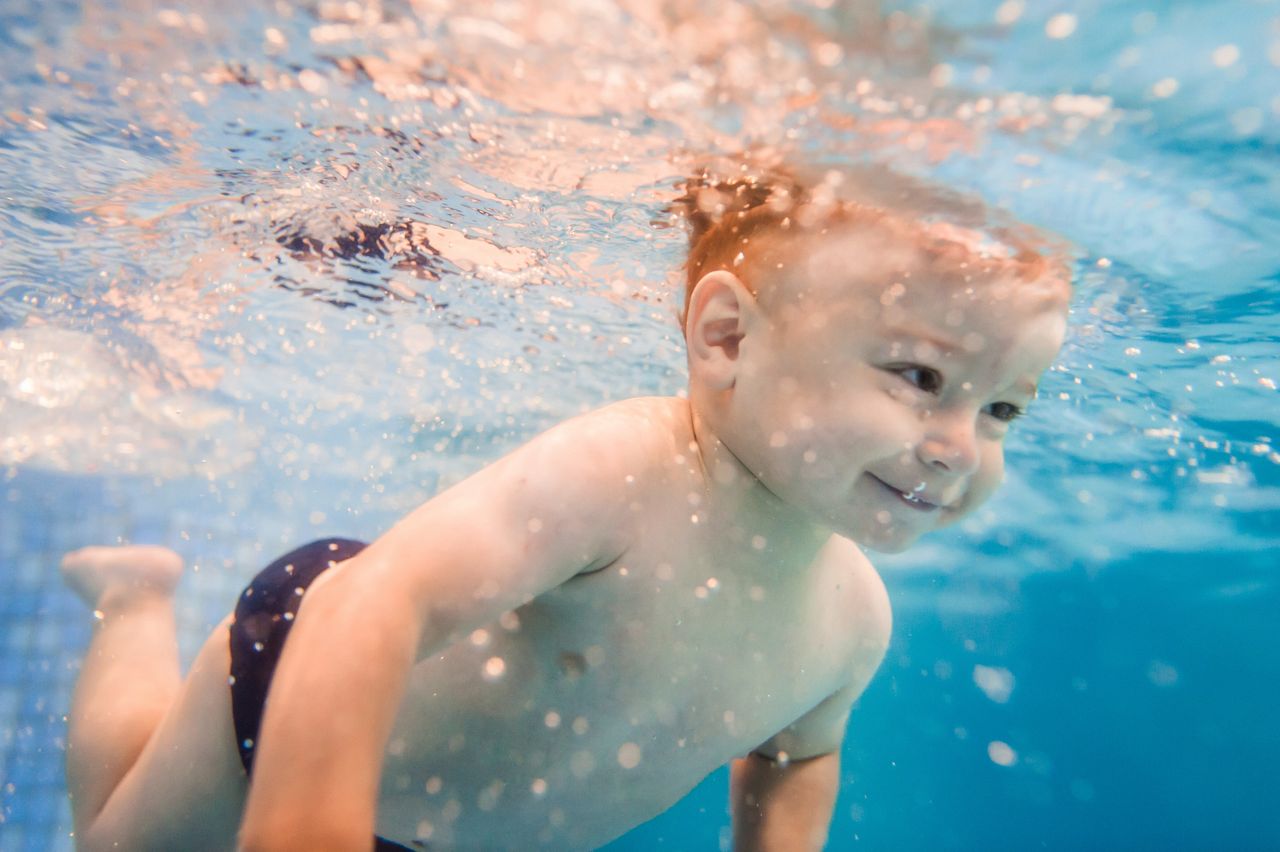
[854,530,921,555]
[847,505,974,553]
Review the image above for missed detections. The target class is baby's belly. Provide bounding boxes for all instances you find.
[370,608,798,848]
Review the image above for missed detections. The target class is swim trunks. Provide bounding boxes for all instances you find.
[229,537,413,852]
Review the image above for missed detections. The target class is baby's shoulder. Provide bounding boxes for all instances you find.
[547,396,693,467]
[814,536,893,664]
[579,396,692,437]
[509,396,692,504]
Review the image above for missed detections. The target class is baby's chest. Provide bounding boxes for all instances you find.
[517,567,844,753]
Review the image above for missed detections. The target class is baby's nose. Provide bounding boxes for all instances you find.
[917,415,980,475]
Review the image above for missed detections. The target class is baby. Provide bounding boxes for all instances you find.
[60,158,1070,851]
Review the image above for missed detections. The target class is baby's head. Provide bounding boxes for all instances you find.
[673,156,1071,551]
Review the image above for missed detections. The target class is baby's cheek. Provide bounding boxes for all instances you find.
[969,449,1006,507]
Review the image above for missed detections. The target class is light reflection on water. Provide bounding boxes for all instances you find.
[0,0,1277,848]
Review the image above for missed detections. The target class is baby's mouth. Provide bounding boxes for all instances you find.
[870,475,944,512]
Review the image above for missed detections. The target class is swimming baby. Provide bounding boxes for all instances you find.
[60,158,1070,851]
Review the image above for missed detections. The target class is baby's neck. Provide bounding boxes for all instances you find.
[685,401,830,573]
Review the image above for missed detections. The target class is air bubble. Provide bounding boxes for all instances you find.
[988,741,1017,766]
[1045,13,1077,39]
[617,742,642,769]
[482,656,506,681]
[995,0,1024,25]
[1211,44,1240,68]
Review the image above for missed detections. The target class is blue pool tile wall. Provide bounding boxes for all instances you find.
[0,469,263,852]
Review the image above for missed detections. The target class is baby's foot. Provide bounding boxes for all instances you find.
[61,545,183,613]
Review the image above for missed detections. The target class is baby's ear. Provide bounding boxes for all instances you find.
[686,270,756,391]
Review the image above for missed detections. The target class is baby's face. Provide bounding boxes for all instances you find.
[732,226,1067,552]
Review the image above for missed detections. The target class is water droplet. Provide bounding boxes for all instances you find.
[544,711,561,729]
[1231,107,1263,136]
[973,665,1015,703]
[994,0,1024,25]
[988,740,1017,766]
[477,779,505,811]
[1045,13,1077,39]
[1211,44,1240,68]
[1147,660,1179,687]
[617,742,642,769]
[482,656,506,681]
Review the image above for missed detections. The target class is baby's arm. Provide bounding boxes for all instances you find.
[733,553,892,851]
[730,685,855,852]
[238,410,638,851]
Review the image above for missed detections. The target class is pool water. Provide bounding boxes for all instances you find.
[1,0,1277,849]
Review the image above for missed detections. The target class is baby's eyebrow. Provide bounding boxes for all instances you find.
[885,323,961,356]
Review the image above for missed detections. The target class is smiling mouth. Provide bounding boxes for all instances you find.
[870,475,944,512]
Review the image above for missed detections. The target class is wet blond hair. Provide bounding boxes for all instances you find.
[670,153,1070,326]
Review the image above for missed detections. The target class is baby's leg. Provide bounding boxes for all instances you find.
[61,545,183,837]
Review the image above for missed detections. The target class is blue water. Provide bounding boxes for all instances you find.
[1,0,1277,849]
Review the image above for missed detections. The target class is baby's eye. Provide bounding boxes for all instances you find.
[895,365,943,394]
[985,401,1025,423]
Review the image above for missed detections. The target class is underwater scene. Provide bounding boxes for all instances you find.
[1,0,1277,849]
